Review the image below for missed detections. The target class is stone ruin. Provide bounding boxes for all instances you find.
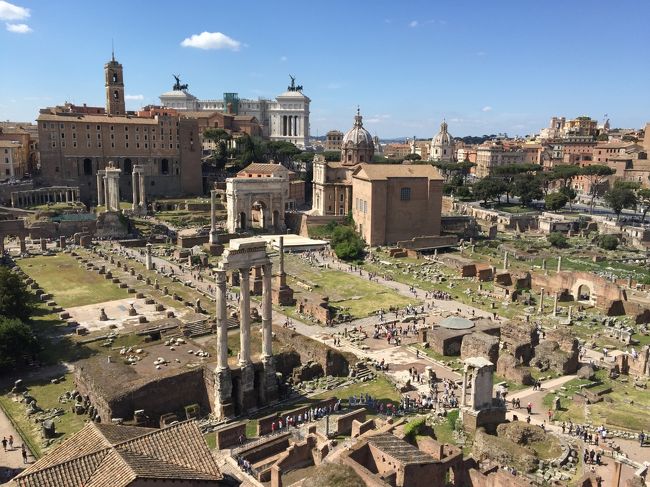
[531,328,579,375]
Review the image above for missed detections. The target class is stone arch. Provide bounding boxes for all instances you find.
[571,278,594,303]
[251,200,268,229]
[577,284,591,302]
[239,212,247,230]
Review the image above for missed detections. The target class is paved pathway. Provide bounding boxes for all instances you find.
[0,404,34,481]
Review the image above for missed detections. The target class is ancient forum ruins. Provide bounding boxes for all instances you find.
[214,238,278,419]
[96,161,122,211]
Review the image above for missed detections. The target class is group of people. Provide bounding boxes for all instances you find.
[1,436,28,464]
[269,401,341,436]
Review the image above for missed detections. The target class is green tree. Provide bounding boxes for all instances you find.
[492,164,541,203]
[604,183,637,221]
[0,267,34,321]
[330,225,365,261]
[545,192,569,212]
[598,234,619,250]
[547,232,568,248]
[323,151,341,162]
[559,185,578,210]
[0,317,39,373]
[266,141,301,163]
[636,188,650,223]
[404,153,422,161]
[581,164,615,213]
[203,128,232,170]
[472,178,508,205]
[512,173,543,207]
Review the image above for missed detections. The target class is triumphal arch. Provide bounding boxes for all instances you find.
[213,238,278,419]
[225,170,287,234]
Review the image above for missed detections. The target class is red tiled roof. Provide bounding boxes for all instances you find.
[13,421,221,487]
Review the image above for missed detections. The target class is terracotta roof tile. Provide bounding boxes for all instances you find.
[12,421,221,487]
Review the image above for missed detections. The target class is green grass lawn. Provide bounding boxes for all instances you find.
[283,254,420,318]
[312,374,400,404]
[494,204,539,214]
[18,254,129,308]
[0,375,86,458]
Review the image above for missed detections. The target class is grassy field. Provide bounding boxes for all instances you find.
[18,254,129,308]
[283,254,419,318]
[0,375,86,458]
[313,374,400,404]
[543,371,650,431]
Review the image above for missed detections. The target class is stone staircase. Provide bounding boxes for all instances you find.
[354,362,375,382]
[182,320,212,337]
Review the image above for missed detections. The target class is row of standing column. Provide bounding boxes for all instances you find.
[11,189,79,208]
[131,171,146,210]
[282,115,301,137]
[215,264,273,371]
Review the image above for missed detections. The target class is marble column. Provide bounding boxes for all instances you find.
[538,288,545,313]
[131,172,139,211]
[216,269,228,371]
[103,176,109,209]
[278,236,285,274]
[145,243,153,270]
[541,259,546,271]
[239,267,251,366]
[503,251,509,270]
[553,293,558,317]
[262,264,273,363]
[557,256,562,273]
[568,305,573,321]
[97,173,105,206]
[209,190,218,244]
[10,194,15,207]
[139,172,146,208]
[19,237,26,254]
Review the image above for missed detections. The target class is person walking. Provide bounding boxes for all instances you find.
[8,435,13,450]
[21,444,27,464]
[1,437,6,451]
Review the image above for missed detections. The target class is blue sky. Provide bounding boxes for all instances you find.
[1,0,649,138]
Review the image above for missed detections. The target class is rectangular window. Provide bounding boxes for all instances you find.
[400,187,411,201]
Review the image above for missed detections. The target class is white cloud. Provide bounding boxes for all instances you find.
[6,22,30,33]
[125,94,144,101]
[0,1,29,21]
[365,114,391,123]
[180,31,241,51]
[280,56,287,62]
[482,106,493,112]
[408,20,418,28]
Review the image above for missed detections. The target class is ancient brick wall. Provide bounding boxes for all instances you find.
[336,408,366,435]
[215,422,247,449]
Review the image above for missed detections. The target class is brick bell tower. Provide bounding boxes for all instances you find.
[105,50,125,115]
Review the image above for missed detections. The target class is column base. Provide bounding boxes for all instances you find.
[239,364,257,413]
[263,361,279,404]
[213,368,234,421]
[272,283,295,306]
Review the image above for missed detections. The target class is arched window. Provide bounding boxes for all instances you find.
[83,158,92,176]
[113,90,119,100]
[112,73,118,83]
[161,159,169,175]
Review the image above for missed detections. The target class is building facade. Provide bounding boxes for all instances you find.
[160,77,311,148]
[0,140,26,180]
[324,130,343,152]
[0,123,39,175]
[37,56,202,203]
[352,164,443,246]
[312,110,374,216]
[475,141,524,178]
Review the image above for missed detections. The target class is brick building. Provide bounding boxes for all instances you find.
[351,164,443,246]
[37,55,202,203]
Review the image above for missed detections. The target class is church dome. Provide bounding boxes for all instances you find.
[432,120,453,146]
[342,109,373,147]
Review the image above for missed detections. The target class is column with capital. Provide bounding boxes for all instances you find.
[262,264,273,363]
[97,172,105,206]
[216,269,228,371]
[131,172,139,211]
[239,267,251,366]
[209,190,218,244]
[139,171,146,209]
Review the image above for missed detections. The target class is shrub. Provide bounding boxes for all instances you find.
[598,234,619,250]
[547,232,568,248]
